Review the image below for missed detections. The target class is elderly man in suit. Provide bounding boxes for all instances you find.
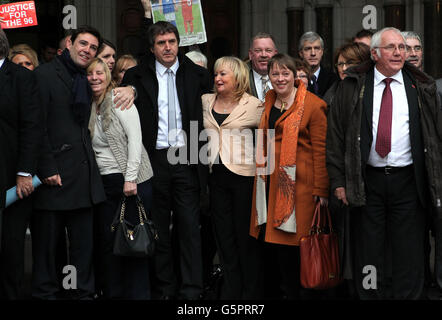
[31,26,107,300]
[248,32,278,102]
[0,29,41,300]
[122,21,212,300]
[327,27,442,299]
[299,31,338,98]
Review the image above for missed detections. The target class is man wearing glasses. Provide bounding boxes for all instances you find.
[402,31,423,71]
[327,27,442,299]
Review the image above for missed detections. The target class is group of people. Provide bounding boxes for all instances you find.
[1,0,442,301]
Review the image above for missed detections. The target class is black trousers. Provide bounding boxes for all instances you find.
[94,173,152,300]
[433,214,442,294]
[32,208,95,300]
[0,196,32,299]
[352,165,425,300]
[209,164,263,299]
[150,148,202,299]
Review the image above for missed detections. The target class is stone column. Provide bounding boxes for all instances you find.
[315,4,333,69]
[423,0,442,78]
[384,0,406,29]
[287,0,304,57]
[65,0,117,45]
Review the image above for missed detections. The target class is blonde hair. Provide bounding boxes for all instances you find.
[112,54,137,84]
[213,56,250,101]
[87,58,114,105]
[9,44,39,69]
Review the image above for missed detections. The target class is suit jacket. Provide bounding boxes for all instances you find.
[436,78,442,108]
[359,68,428,206]
[247,61,259,99]
[308,65,338,98]
[122,53,212,189]
[33,57,105,211]
[326,60,439,208]
[202,92,264,176]
[0,59,41,209]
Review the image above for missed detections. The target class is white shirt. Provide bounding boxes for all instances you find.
[252,69,273,102]
[155,59,185,149]
[367,67,413,167]
[0,58,5,68]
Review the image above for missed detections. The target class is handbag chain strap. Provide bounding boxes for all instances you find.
[119,197,127,223]
[136,197,148,225]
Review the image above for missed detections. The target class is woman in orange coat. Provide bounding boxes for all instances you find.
[250,53,329,299]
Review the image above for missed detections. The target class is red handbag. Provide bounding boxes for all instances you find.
[300,202,342,290]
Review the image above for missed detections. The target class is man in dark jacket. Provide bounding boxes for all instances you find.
[122,21,212,300]
[247,32,278,102]
[32,26,107,300]
[326,27,442,299]
[299,31,338,98]
[0,29,41,299]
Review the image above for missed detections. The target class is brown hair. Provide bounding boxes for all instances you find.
[293,58,312,82]
[9,44,39,69]
[267,53,296,75]
[333,42,371,74]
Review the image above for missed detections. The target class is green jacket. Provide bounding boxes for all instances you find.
[326,60,442,214]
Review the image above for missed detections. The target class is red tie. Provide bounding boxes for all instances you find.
[375,78,393,158]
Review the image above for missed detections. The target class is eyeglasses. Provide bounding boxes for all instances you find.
[335,61,356,68]
[295,74,308,79]
[406,45,422,52]
[375,44,407,53]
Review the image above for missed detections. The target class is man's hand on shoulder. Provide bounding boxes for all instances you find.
[113,86,135,110]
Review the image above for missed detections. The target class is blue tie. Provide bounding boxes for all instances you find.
[167,69,177,146]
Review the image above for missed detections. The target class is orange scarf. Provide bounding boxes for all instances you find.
[255,80,307,231]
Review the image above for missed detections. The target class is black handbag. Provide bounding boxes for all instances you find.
[111,195,158,258]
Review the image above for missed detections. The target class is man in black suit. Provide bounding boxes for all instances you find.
[298,31,338,98]
[326,27,442,299]
[0,29,41,299]
[122,21,211,300]
[31,26,107,300]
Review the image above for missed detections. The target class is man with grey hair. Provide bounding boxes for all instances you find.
[402,31,423,71]
[327,27,442,299]
[248,32,278,102]
[298,31,337,98]
[0,28,41,299]
[185,50,207,68]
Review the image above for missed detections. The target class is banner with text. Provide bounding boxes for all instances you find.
[0,1,38,29]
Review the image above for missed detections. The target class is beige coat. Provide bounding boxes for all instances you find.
[202,92,264,176]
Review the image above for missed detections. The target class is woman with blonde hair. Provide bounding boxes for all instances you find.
[202,56,264,299]
[112,54,137,86]
[87,58,153,299]
[9,44,39,70]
